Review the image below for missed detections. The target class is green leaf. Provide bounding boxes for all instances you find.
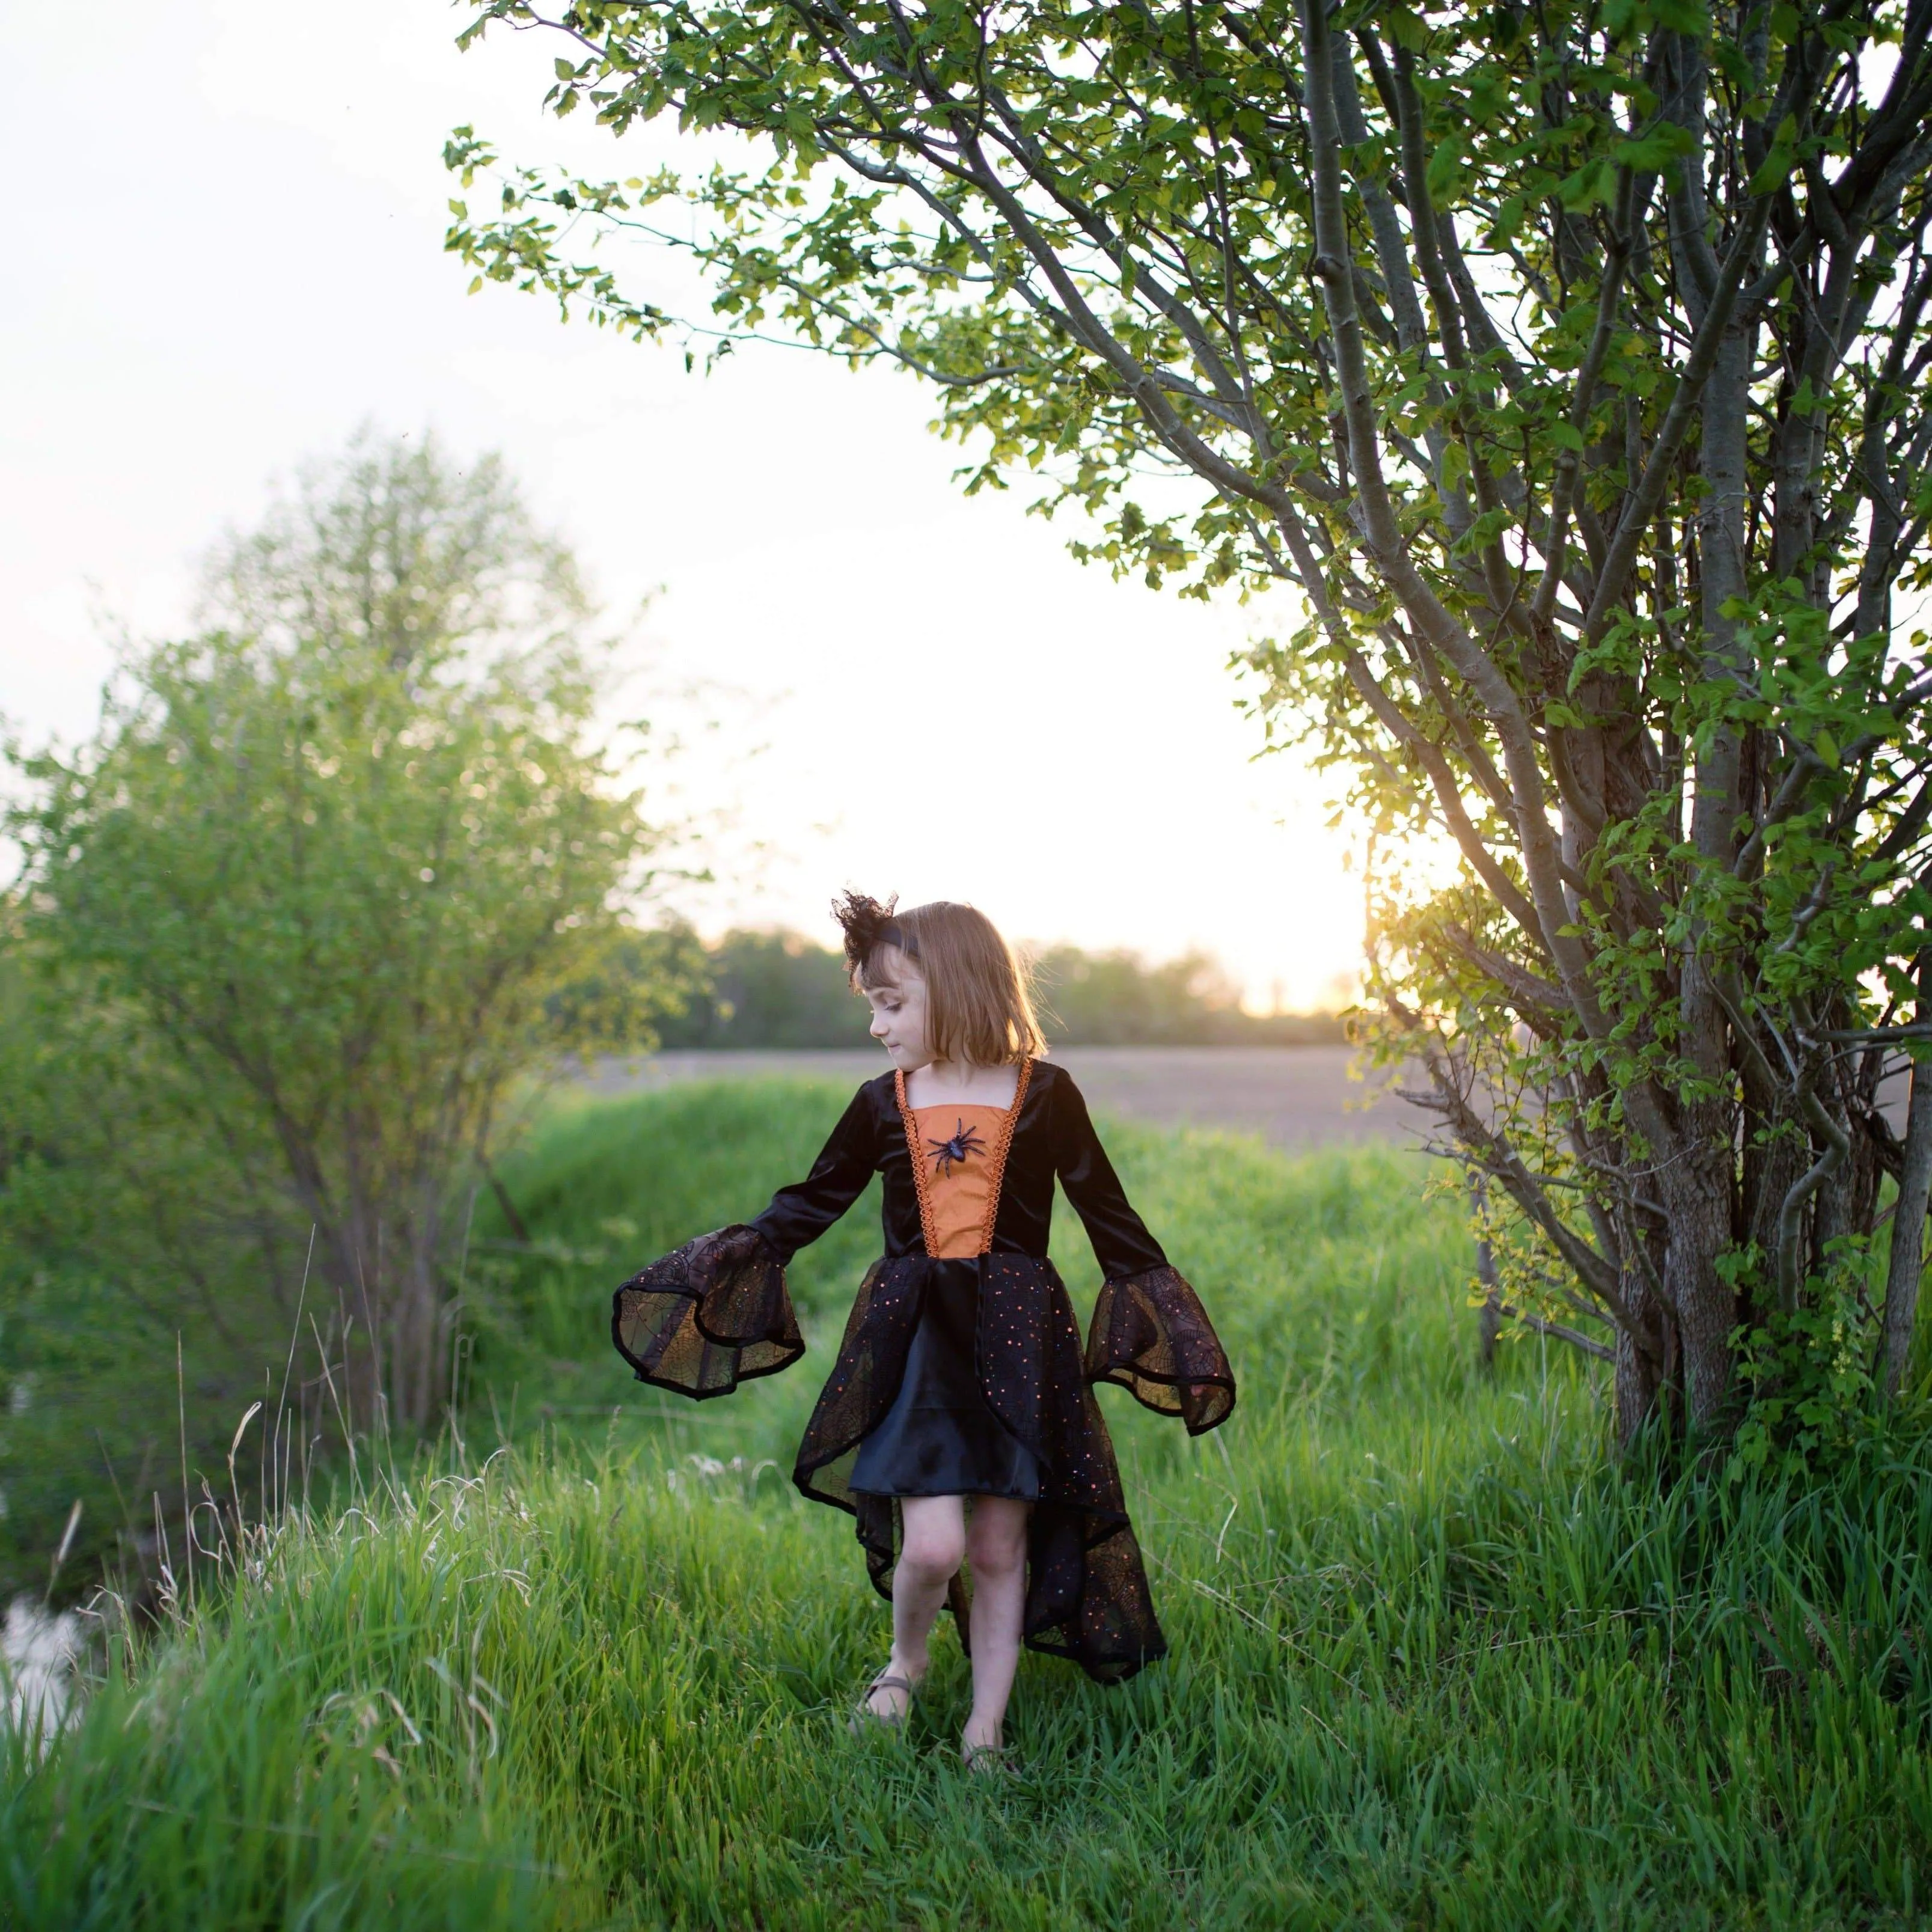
[1710,41,1753,88]
[1383,7,1429,52]
[1749,148,1794,194]
[1425,136,1466,205]
[1488,194,1527,246]
[1452,505,1512,555]
[1615,123,1695,172]
[1557,159,1617,212]
[1550,421,1586,453]
[1749,115,1802,195]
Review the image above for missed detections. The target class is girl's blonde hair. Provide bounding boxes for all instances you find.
[833,892,1046,1066]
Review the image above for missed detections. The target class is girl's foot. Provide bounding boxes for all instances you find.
[851,1665,924,1730]
[960,1738,1016,1775]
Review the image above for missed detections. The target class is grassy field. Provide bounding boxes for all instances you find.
[8,1079,1932,1928]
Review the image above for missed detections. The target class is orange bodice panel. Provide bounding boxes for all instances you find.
[909,1105,1009,1258]
[897,1062,1033,1259]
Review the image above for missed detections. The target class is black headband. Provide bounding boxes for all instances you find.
[832,890,919,970]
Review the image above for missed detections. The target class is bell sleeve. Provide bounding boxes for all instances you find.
[1053,1071,1236,1436]
[611,1083,879,1399]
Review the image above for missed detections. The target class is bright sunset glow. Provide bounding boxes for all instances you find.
[1,0,1364,1011]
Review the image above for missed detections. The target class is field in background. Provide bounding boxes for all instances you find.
[7,1081,1932,1928]
[579,1044,1433,1149]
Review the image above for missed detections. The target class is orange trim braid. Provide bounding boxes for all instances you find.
[977,1057,1032,1253]
[895,1059,1033,1258]
[895,1067,939,1256]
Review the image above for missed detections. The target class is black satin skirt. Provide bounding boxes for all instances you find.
[849,1258,1042,1500]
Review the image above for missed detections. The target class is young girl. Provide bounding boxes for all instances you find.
[613,895,1235,1770]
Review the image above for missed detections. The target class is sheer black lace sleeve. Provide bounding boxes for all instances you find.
[612,1081,882,1399]
[1051,1068,1235,1435]
[1084,1264,1235,1434]
[612,1223,803,1399]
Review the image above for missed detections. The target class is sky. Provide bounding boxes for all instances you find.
[0,0,1364,1011]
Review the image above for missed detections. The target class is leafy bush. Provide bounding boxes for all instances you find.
[0,430,689,1597]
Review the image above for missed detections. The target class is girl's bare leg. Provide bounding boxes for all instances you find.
[962,1496,1030,1754]
[865,1494,965,1720]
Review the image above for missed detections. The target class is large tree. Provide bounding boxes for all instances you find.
[8,431,671,1435]
[447,1,1932,1441]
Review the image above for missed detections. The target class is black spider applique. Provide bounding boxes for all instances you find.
[926,1118,986,1178]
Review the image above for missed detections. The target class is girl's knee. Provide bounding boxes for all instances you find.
[899,1522,967,1583]
[966,1516,1027,1580]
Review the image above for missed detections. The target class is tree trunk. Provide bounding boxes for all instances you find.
[1883,996,1932,1396]
[1662,1126,1737,1430]
[1476,1236,1502,1371]
[1613,1295,1663,1449]
[1613,1209,1673,1449]
[393,1232,447,1431]
[1653,322,1756,1432]
[1469,1174,1502,1369]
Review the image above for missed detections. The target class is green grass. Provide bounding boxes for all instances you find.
[8,1080,1932,1928]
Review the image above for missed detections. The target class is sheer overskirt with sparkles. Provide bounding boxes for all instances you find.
[793,1251,1167,1682]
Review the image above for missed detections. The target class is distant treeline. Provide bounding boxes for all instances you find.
[644,928,1346,1050]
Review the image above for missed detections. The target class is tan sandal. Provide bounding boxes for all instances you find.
[960,1740,1016,1775]
[848,1671,920,1734]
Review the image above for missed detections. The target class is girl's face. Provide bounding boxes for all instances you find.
[862,947,934,1069]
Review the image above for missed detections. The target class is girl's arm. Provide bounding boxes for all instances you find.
[747,1083,880,1262]
[612,1084,879,1399]
[1052,1071,1236,1435]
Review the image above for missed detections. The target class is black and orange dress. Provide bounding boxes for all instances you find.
[611,1057,1235,1683]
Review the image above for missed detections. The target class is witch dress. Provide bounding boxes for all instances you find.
[610,1057,1235,1684]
